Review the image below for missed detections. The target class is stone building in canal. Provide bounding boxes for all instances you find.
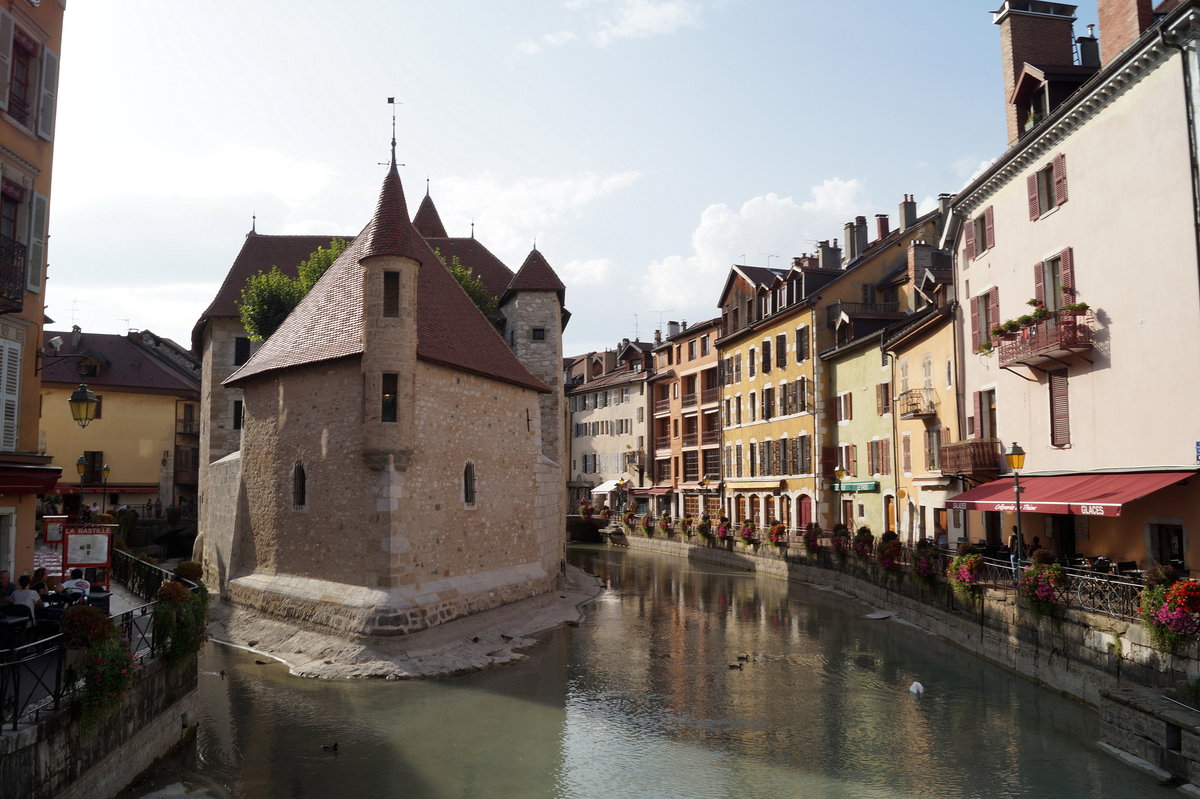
[198,154,568,637]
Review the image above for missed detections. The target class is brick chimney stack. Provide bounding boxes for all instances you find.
[994,1,1079,143]
[875,214,890,241]
[1098,0,1154,65]
[898,194,918,229]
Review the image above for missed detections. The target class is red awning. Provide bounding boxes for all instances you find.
[632,487,672,496]
[0,464,61,493]
[51,483,160,495]
[947,471,1194,517]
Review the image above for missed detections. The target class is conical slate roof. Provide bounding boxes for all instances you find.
[413,192,448,238]
[502,248,565,304]
[225,165,548,393]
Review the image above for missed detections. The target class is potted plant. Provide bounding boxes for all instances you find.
[622,509,637,532]
[768,521,788,548]
[1063,301,1090,315]
[1017,314,1035,327]
[740,521,759,545]
[61,604,136,727]
[803,522,823,554]
[658,515,673,536]
[830,523,850,560]
[852,526,875,559]
[153,578,208,665]
[696,514,712,538]
[911,539,940,585]
[680,516,694,537]
[641,514,655,537]
[947,551,984,603]
[975,340,994,355]
[1018,555,1065,620]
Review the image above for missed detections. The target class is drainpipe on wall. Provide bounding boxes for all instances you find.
[1159,26,1200,312]
[885,338,902,539]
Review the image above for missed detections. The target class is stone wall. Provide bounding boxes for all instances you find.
[199,450,243,594]
[0,657,198,799]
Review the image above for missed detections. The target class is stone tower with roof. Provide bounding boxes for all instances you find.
[200,158,567,637]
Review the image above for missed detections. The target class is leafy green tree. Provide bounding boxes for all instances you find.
[238,266,306,342]
[298,238,348,291]
[237,238,347,342]
[435,248,498,322]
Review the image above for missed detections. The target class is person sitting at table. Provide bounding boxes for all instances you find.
[0,569,14,604]
[59,568,90,599]
[10,574,42,614]
[32,567,58,593]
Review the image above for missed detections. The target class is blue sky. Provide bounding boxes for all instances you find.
[46,0,1100,354]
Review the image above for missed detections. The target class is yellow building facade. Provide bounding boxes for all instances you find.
[0,0,66,576]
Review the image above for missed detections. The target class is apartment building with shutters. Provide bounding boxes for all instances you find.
[0,0,64,578]
[948,0,1200,569]
[882,244,960,545]
[565,339,653,510]
[716,260,825,530]
[647,319,722,521]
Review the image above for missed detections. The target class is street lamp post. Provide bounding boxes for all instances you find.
[833,467,846,525]
[1005,442,1026,573]
[67,384,98,428]
[101,464,110,515]
[75,455,87,518]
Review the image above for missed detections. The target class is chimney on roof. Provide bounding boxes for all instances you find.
[654,329,662,345]
[854,216,869,258]
[907,241,934,286]
[667,320,681,338]
[819,240,841,270]
[899,194,918,229]
[994,1,1079,144]
[843,221,857,264]
[1077,26,1099,67]
[1098,0,1154,66]
[938,193,955,217]
[875,214,890,241]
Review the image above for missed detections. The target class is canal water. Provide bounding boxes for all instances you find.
[122,545,1160,799]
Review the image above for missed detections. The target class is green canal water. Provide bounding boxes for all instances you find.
[122,545,1161,799]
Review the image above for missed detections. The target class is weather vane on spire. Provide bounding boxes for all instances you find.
[384,97,405,168]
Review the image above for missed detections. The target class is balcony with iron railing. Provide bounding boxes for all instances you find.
[997,311,1092,368]
[702,430,720,446]
[682,433,698,447]
[939,438,1003,478]
[700,387,720,406]
[654,398,671,415]
[176,420,199,436]
[825,300,901,328]
[682,392,697,409]
[895,388,938,419]
[0,234,26,314]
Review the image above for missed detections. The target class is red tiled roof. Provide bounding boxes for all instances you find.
[504,248,565,302]
[190,233,344,352]
[225,166,549,394]
[42,331,199,396]
[413,192,448,238]
[426,236,514,299]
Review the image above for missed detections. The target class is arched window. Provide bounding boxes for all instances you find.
[463,462,476,505]
[292,463,306,509]
[750,495,761,525]
[779,496,791,527]
[765,495,776,522]
[735,496,746,523]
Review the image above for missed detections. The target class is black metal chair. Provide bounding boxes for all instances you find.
[0,604,33,648]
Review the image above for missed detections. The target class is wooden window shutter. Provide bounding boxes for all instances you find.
[26,192,47,293]
[0,339,18,450]
[965,217,976,261]
[868,441,877,475]
[902,435,911,472]
[1027,173,1040,220]
[876,384,884,415]
[0,10,13,112]
[1060,247,1075,303]
[821,446,836,476]
[1050,369,1070,446]
[776,334,786,368]
[37,48,59,141]
[1034,261,1045,306]
[970,297,980,346]
[1053,153,1068,206]
[850,444,858,477]
[847,391,853,420]
[883,439,891,475]
[988,288,999,339]
[984,206,996,250]
[972,391,983,439]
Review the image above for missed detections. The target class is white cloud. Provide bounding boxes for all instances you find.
[544,30,579,46]
[434,170,641,262]
[592,0,703,46]
[55,144,336,209]
[45,282,221,345]
[561,178,874,351]
[560,257,615,286]
[516,40,543,55]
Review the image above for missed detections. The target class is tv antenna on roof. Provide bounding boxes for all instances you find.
[760,252,779,267]
[382,98,405,168]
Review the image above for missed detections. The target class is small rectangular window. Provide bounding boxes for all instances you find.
[94,395,103,420]
[532,327,546,341]
[382,373,398,423]
[234,336,251,366]
[233,400,243,430]
[383,271,400,317]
